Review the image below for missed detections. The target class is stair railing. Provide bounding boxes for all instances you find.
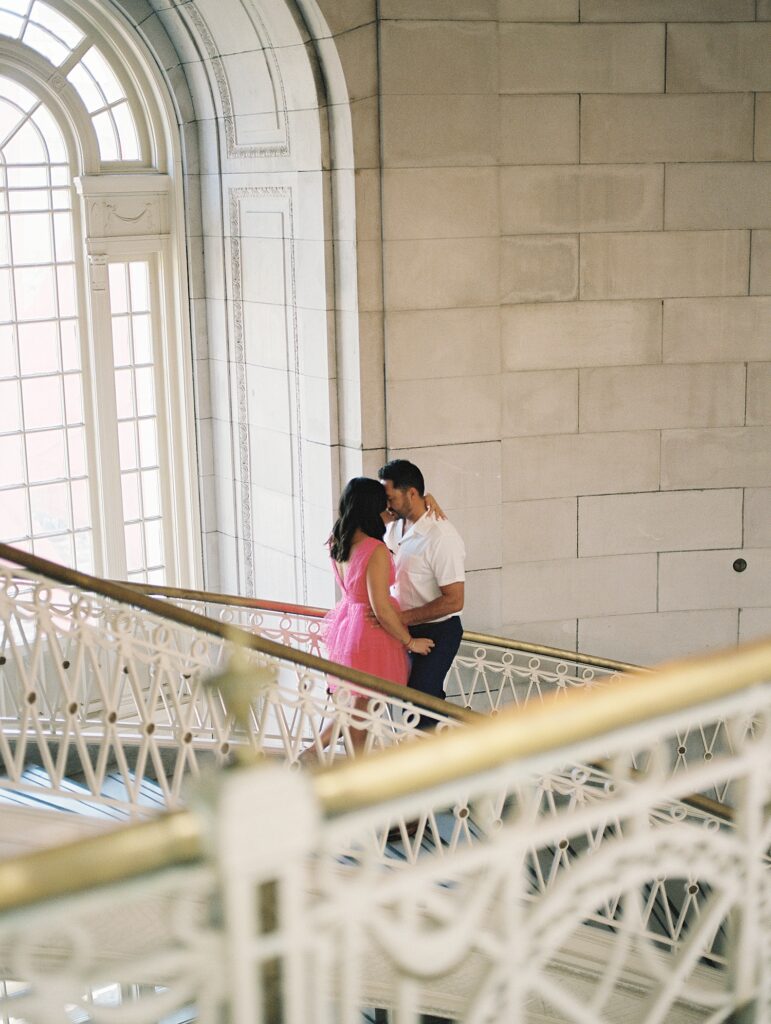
[0,636,768,1022]
[0,544,473,818]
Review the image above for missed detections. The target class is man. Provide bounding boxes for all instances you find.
[379,459,465,726]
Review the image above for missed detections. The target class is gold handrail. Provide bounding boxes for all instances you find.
[119,580,642,674]
[1,635,767,914]
[0,543,475,724]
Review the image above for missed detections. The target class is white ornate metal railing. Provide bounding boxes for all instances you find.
[0,638,768,1023]
[0,545,470,819]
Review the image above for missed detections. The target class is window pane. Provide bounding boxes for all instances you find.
[35,532,73,566]
[31,1,84,50]
[117,420,137,470]
[112,102,140,161]
[124,521,143,572]
[0,487,28,539]
[108,263,128,314]
[135,366,154,416]
[29,480,69,534]
[67,425,86,476]
[114,367,134,418]
[51,188,69,210]
[18,320,58,374]
[0,324,16,376]
[3,121,46,164]
[7,166,47,188]
[22,375,62,428]
[92,110,119,161]
[10,213,52,264]
[131,313,152,363]
[0,379,21,431]
[15,265,57,320]
[57,264,75,316]
[26,427,66,481]
[0,267,12,321]
[0,77,36,111]
[23,23,69,66]
[0,11,23,37]
[53,212,72,261]
[128,262,149,312]
[70,477,89,529]
[63,372,82,423]
[0,217,9,265]
[30,105,66,163]
[141,468,161,518]
[66,64,103,114]
[121,471,140,520]
[81,48,123,105]
[60,319,79,370]
[144,518,163,567]
[8,189,49,212]
[137,418,157,467]
[0,432,24,484]
[112,315,130,366]
[74,530,93,572]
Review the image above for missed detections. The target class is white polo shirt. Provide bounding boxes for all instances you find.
[385,514,465,622]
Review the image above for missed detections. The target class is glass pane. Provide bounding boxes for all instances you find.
[35,531,73,566]
[144,518,163,567]
[0,486,28,539]
[66,64,103,114]
[81,48,123,105]
[0,216,8,265]
[31,1,84,49]
[92,110,119,161]
[0,379,21,432]
[57,264,75,316]
[114,367,134,418]
[135,367,154,416]
[21,375,62,428]
[18,320,58,374]
[121,471,140,520]
[0,432,24,484]
[50,165,68,186]
[51,188,69,210]
[8,189,48,212]
[26,427,66,481]
[74,530,93,572]
[0,76,36,111]
[22,23,69,66]
[0,11,23,37]
[63,372,82,423]
[147,567,165,584]
[70,476,89,529]
[131,313,152,363]
[128,262,149,312]
[111,316,130,366]
[29,480,69,534]
[3,121,46,164]
[53,212,72,261]
[10,213,52,264]
[30,105,66,163]
[112,102,140,161]
[108,263,128,314]
[60,319,79,370]
[67,425,86,476]
[0,267,12,321]
[141,469,160,518]
[0,323,16,376]
[124,521,143,572]
[15,265,56,320]
[117,420,137,470]
[137,418,157,467]
[7,166,47,188]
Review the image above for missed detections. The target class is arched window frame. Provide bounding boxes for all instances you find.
[0,0,200,585]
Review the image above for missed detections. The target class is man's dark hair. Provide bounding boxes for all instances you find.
[378,459,424,496]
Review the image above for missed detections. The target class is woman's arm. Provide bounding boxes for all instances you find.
[365,545,433,655]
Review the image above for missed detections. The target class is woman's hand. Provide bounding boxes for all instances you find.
[407,637,434,656]
[424,493,447,520]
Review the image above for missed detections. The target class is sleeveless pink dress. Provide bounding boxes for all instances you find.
[323,536,409,685]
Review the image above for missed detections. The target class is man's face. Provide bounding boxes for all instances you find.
[381,479,411,520]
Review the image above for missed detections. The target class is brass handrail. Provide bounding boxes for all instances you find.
[1,635,767,914]
[0,543,475,724]
[119,580,642,674]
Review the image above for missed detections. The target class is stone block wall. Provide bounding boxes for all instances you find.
[323,0,770,664]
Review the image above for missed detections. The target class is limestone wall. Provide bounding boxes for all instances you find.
[321,0,771,664]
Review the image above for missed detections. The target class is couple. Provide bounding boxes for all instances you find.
[324,459,465,731]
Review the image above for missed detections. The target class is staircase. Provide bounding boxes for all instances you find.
[0,543,768,1023]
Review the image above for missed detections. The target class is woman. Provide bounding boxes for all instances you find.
[310,478,433,759]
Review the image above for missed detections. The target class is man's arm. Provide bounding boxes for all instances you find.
[401,582,464,627]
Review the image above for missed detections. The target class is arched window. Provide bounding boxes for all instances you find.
[0,0,198,584]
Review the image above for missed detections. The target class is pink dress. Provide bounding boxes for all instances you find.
[323,536,409,686]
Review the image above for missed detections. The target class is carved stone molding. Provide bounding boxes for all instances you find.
[75,175,170,240]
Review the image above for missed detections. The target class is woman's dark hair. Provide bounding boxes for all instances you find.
[329,477,386,563]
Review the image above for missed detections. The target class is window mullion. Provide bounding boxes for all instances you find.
[85,252,126,578]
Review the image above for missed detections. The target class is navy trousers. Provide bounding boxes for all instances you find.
[407,616,463,729]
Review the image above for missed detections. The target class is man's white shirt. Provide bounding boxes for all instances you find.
[385,514,466,622]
